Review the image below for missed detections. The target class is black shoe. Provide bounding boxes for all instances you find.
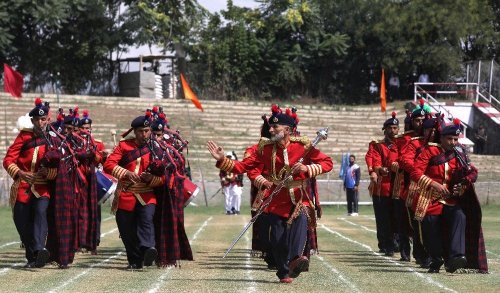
[35,248,50,268]
[399,256,410,262]
[143,247,158,267]
[23,262,36,268]
[226,211,232,215]
[126,263,143,270]
[385,251,394,257]
[420,260,431,269]
[445,256,467,273]
[427,259,444,273]
[378,249,386,254]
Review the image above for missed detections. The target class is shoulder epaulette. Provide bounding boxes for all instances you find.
[20,128,34,133]
[410,136,423,141]
[290,136,311,149]
[257,138,274,153]
[369,138,384,144]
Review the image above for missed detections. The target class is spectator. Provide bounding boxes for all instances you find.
[474,124,487,154]
[389,74,400,101]
[418,72,430,83]
[343,154,361,216]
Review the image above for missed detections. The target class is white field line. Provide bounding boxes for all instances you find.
[351,216,500,259]
[486,250,500,258]
[243,224,256,293]
[102,216,115,222]
[362,215,376,221]
[146,216,213,293]
[100,228,118,238]
[48,251,125,293]
[320,224,457,293]
[338,218,377,233]
[0,218,117,278]
[0,217,114,248]
[46,227,121,293]
[0,262,24,276]
[0,241,20,250]
[314,254,361,293]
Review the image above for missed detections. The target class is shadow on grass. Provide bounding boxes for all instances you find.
[169,277,277,284]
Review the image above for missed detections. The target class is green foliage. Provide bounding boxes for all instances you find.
[0,0,499,102]
[0,0,132,94]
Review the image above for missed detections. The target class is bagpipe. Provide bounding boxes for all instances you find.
[449,145,477,196]
[143,131,199,207]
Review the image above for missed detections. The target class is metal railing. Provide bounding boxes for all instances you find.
[413,82,472,137]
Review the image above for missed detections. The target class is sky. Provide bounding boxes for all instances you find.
[197,0,259,13]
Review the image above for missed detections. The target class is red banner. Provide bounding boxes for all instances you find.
[3,63,24,98]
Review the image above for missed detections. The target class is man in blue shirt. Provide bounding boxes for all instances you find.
[344,155,361,216]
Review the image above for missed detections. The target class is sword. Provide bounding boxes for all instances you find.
[222,127,329,258]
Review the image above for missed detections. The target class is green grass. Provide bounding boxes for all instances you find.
[0,204,499,292]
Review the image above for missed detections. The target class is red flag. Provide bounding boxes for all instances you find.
[3,63,24,98]
[180,73,204,112]
[380,68,386,112]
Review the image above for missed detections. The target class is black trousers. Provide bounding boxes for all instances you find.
[394,199,410,259]
[408,208,429,262]
[346,188,359,213]
[268,213,308,279]
[422,205,466,265]
[116,203,156,266]
[372,195,394,252]
[13,197,49,262]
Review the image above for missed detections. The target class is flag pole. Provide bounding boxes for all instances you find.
[180,80,209,207]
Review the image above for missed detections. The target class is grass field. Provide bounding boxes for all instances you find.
[0,204,499,293]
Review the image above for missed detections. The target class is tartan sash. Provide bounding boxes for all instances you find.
[20,137,46,153]
[429,150,455,166]
[119,144,150,166]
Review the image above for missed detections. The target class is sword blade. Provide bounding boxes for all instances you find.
[222,219,254,259]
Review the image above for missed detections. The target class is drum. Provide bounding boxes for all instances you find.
[183,179,200,207]
[96,170,118,205]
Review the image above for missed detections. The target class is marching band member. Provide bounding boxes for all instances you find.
[150,111,194,267]
[104,111,162,269]
[410,118,488,273]
[3,98,59,268]
[207,104,333,283]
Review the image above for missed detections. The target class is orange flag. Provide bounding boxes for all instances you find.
[380,68,386,112]
[180,73,204,112]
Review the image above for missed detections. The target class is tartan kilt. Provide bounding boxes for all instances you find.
[154,175,193,267]
[459,186,488,273]
[77,165,99,251]
[46,162,78,266]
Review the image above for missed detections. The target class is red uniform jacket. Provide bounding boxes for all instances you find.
[409,143,477,219]
[3,130,58,204]
[365,141,377,175]
[95,139,106,164]
[371,139,399,197]
[217,137,333,218]
[103,139,165,211]
[392,131,416,199]
[399,137,425,204]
